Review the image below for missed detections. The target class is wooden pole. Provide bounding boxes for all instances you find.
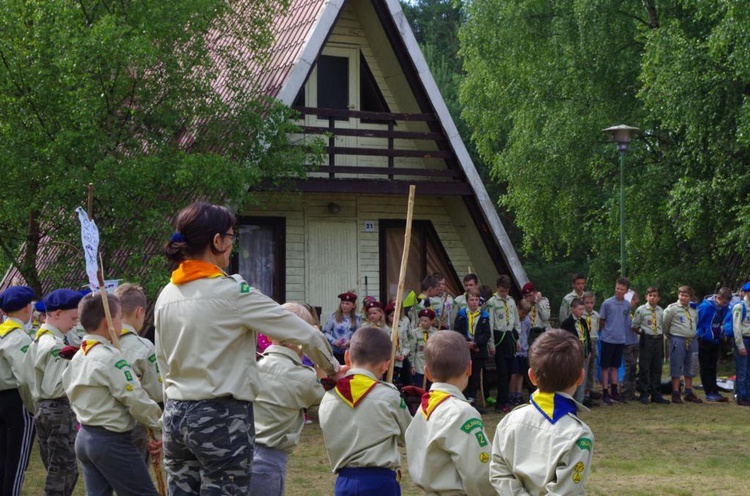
[386,185,416,384]
[148,429,167,496]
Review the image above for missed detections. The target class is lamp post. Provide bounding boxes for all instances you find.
[603,125,640,277]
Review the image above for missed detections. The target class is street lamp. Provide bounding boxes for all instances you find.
[603,124,640,278]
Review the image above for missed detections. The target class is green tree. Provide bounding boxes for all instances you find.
[460,0,750,298]
[0,0,314,297]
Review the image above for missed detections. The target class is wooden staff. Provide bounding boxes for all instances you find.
[387,185,416,383]
[148,429,167,496]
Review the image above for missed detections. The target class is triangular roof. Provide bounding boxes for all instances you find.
[252,0,528,287]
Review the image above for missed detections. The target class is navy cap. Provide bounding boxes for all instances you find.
[34,300,45,313]
[0,286,37,313]
[43,289,84,312]
[742,282,750,292]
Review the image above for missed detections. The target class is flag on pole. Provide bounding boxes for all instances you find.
[76,206,100,291]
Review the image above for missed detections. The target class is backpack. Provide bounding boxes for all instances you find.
[723,297,746,338]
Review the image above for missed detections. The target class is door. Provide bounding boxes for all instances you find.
[307,219,359,321]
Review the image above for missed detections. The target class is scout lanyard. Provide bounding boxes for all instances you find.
[531,305,536,326]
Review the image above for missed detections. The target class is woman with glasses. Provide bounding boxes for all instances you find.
[154,202,340,495]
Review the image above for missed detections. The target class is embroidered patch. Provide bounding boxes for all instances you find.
[51,348,60,358]
[475,431,488,447]
[126,384,134,392]
[399,397,407,410]
[21,345,29,353]
[576,438,592,451]
[124,370,133,381]
[460,417,484,433]
[114,359,129,370]
[572,461,585,484]
[148,354,157,363]
[574,462,585,472]
[479,452,490,463]
[240,282,251,294]
[573,472,583,484]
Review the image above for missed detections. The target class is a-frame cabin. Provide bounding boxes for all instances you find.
[234,0,527,319]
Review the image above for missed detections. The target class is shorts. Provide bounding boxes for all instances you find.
[511,355,528,375]
[600,342,624,368]
[670,336,698,378]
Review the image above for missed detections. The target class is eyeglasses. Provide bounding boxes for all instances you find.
[223,232,236,243]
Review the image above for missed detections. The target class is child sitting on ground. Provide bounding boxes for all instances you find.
[250,302,328,496]
[405,330,494,495]
[490,329,594,495]
[319,327,412,496]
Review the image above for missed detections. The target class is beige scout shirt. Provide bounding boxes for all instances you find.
[662,302,697,338]
[529,297,552,330]
[389,316,412,367]
[490,393,594,495]
[582,311,600,341]
[319,368,412,472]
[27,323,68,402]
[559,291,584,323]
[632,304,664,336]
[154,273,338,402]
[410,326,439,374]
[405,382,494,495]
[453,294,467,314]
[119,324,162,403]
[430,294,455,329]
[733,299,750,350]
[0,317,34,411]
[254,345,324,453]
[62,334,162,433]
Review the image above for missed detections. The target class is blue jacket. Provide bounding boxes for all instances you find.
[697,298,729,344]
[453,307,491,358]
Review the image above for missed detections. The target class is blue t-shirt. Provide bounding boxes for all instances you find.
[599,296,632,344]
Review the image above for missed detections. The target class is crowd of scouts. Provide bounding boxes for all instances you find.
[2,201,749,496]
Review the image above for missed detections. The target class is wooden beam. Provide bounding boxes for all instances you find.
[255,178,472,195]
[310,165,464,178]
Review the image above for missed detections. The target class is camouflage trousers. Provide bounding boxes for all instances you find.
[34,399,78,496]
[164,398,254,496]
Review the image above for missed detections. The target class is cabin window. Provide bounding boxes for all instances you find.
[360,52,390,116]
[379,220,461,303]
[233,217,286,302]
[317,55,349,110]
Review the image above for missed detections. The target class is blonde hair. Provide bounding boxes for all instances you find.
[114,283,147,316]
[281,302,314,325]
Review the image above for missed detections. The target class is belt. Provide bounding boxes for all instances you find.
[38,397,69,404]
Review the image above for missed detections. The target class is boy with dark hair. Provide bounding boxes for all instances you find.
[319,327,412,495]
[62,293,162,496]
[560,273,586,322]
[486,275,521,413]
[598,277,631,405]
[632,287,669,404]
[27,288,84,495]
[697,287,733,402]
[560,298,592,404]
[0,286,37,496]
[453,289,491,408]
[405,331,493,495]
[663,286,701,403]
[453,273,479,314]
[490,330,593,495]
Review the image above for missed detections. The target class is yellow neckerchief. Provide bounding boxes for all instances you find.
[420,389,452,420]
[682,305,693,327]
[650,306,658,334]
[467,309,480,339]
[585,313,592,330]
[531,391,578,424]
[81,339,101,355]
[0,318,24,338]
[423,326,431,344]
[171,260,224,285]
[574,318,589,355]
[34,327,52,341]
[531,304,536,326]
[334,374,379,408]
[495,294,510,326]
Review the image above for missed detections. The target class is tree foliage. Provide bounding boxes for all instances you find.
[0,0,315,297]
[460,0,750,297]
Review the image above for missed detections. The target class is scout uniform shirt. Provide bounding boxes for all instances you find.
[154,261,338,403]
[632,304,664,337]
[583,310,601,342]
[26,323,69,402]
[405,382,494,495]
[490,391,594,495]
[390,316,412,367]
[733,299,750,351]
[410,326,439,375]
[62,334,161,433]
[529,296,552,330]
[319,368,412,472]
[254,345,325,453]
[0,317,34,411]
[119,323,163,403]
[559,290,584,322]
[453,294,467,315]
[486,294,521,352]
[429,294,455,330]
[662,302,697,338]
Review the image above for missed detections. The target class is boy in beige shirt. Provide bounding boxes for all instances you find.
[319,327,412,495]
[405,330,494,495]
[62,292,162,496]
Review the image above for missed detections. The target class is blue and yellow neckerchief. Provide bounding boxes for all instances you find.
[530,391,578,425]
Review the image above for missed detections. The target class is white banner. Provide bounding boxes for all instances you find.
[76,207,100,291]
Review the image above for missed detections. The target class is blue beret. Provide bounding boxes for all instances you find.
[0,286,37,313]
[34,300,45,313]
[43,289,84,312]
[742,282,750,292]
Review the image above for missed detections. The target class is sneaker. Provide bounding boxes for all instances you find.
[589,391,603,400]
[640,395,649,405]
[304,413,313,425]
[602,393,613,406]
[583,398,599,408]
[737,398,750,406]
[485,397,496,406]
[611,391,628,403]
[671,392,683,404]
[705,392,722,402]
[715,393,729,403]
[684,391,703,403]
[651,394,670,405]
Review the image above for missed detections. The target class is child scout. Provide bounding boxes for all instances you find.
[62,293,162,496]
[490,329,594,495]
[405,330,494,495]
[319,327,412,496]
